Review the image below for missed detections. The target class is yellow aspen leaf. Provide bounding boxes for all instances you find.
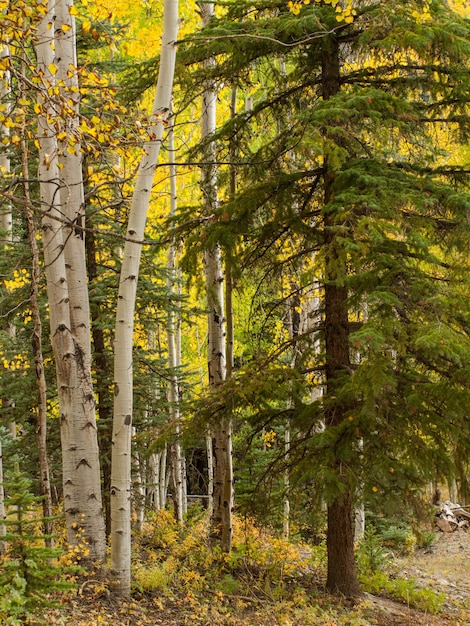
[34,102,42,114]
[48,63,58,75]
[82,19,91,34]
[18,97,29,106]
[62,23,72,32]
[69,4,79,15]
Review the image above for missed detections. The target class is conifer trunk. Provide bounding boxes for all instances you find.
[110,0,178,595]
[322,34,362,597]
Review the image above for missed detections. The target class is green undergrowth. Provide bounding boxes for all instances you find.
[356,528,445,615]
[131,506,445,624]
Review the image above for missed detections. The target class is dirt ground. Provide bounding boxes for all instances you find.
[388,527,470,624]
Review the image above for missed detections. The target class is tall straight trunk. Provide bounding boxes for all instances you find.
[199,1,233,553]
[322,35,361,597]
[0,44,17,444]
[283,419,291,538]
[110,0,178,596]
[0,439,4,554]
[167,111,186,524]
[35,1,105,561]
[0,43,10,553]
[0,44,11,237]
[148,449,169,511]
[20,124,54,545]
[85,218,113,538]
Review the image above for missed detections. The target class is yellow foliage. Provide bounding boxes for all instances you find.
[134,557,175,591]
[262,429,277,448]
[287,0,357,23]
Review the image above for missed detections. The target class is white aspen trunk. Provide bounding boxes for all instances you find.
[206,432,214,515]
[199,1,233,553]
[149,452,160,510]
[163,446,171,507]
[110,0,178,595]
[352,305,366,542]
[149,451,170,511]
[283,420,291,538]
[166,112,185,525]
[132,430,146,531]
[449,477,457,504]
[354,435,365,541]
[35,0,105,560]
[150,445,169,511]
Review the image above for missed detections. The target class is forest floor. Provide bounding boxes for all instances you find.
[39,526,470,626]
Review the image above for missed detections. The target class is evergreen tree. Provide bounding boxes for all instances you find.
[180,0,470,595]
[0,470,75,625]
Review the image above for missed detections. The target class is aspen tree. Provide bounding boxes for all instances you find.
[166,112,186,524]
[110,0,179,596]
[198,1,233,553]
[35,0,105,561]
[55,0,106,560]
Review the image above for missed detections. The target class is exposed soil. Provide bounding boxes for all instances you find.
[390,528,470,623]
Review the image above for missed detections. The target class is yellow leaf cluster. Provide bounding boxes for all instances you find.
[287,0,357,23]
[263,428,277,448]
[4,268,30,292]
[411,1,432,22]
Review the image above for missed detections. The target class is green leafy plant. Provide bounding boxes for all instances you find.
[361,570,445,614]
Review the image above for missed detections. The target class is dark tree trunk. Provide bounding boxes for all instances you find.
[85,216,113,539]
[322,33,362,597]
